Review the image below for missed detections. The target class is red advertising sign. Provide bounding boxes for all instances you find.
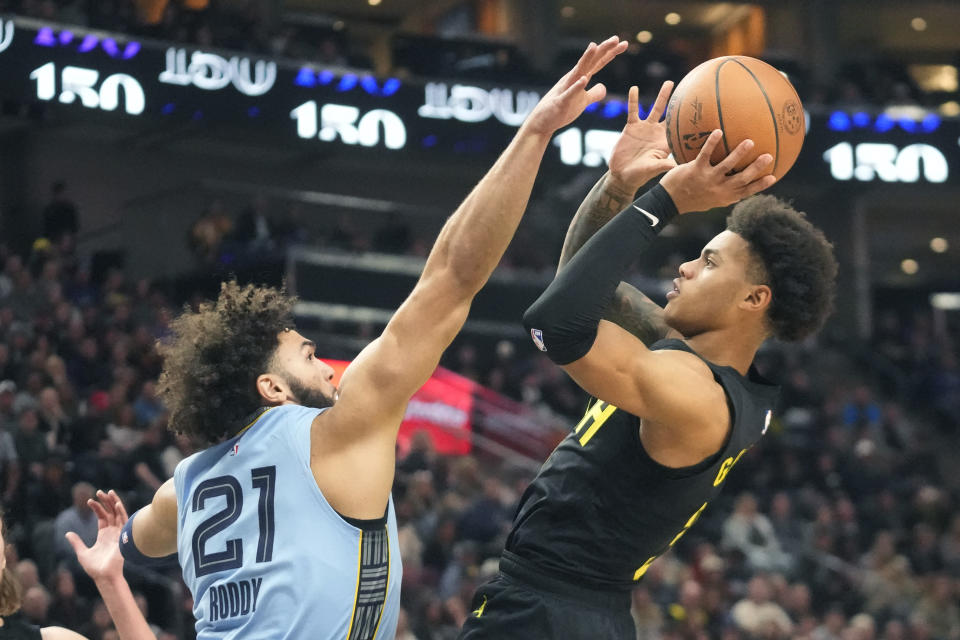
[325,360,473,455]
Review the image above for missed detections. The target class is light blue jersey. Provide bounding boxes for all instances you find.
[173,404,402,640]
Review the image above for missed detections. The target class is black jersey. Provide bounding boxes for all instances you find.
[505,339,780,590]
[0,614,42,640]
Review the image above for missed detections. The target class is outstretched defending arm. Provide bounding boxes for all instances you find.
[313,37,630,519]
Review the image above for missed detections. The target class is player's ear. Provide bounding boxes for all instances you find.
[741,284,771,313]
[256,373,289,405]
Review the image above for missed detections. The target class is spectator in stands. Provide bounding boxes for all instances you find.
[631,585,664,639]
[232,195,275,255]
[20,584,51,626]
[911,574,960,639]
[41,182,79,245]
[731,574,793,638]
[188,200,232,265]
[14,559,40,592]
[36,387,71,451]
[859,530,918,619]
[14,408,47,476]
[769,491,805,560]
[48,566,89,629]
[52,482,96,569]
[722,493,792,573]
[941,514,960,574]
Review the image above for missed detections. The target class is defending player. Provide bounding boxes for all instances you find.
[115,37,630,640]
[458,83,838,638]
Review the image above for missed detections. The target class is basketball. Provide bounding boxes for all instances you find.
[664,56,805,181]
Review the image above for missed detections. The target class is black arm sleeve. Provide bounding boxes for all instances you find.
[522,183,678,365]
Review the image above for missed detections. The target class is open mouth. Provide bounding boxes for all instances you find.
[666,279,680,300]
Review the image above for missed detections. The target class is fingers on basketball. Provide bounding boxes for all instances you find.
[737,153,774,185]
[696,130,724,164]
[717,138,755,174]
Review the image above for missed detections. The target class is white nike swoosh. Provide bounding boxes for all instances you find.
[633,205,659,227]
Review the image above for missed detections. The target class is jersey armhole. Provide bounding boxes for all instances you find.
[337,505,389,531]
[632,372,738,478]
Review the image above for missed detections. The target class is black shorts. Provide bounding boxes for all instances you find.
[457,552,635,640]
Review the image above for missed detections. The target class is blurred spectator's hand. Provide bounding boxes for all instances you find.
[66,489,128,584]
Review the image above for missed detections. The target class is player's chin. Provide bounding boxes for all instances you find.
[663,308,696,338]
[663,300,680,323]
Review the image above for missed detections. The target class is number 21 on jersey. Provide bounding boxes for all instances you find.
[191,466,276,577]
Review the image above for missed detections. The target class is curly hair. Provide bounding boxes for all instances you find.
[157,281,296,444]
[727,195,838,342]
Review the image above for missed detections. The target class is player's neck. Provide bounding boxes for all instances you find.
[683,327,763,376]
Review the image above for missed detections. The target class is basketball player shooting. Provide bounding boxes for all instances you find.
[458,82,838,639]
[111,37,630,640]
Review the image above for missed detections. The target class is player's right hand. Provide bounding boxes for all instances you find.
[521,36,627,137]
[659,130,776,214]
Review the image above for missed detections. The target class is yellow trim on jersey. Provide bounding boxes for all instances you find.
[473,595,488,618]
[234,407,276,438]
[345,531,363,640]
[371,526,389,639]
[577,402,617,446]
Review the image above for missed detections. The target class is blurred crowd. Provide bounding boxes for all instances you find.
[187,195,555,275]
[1,175,959,640]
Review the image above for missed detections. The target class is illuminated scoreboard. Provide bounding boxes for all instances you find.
[1,16,958,186]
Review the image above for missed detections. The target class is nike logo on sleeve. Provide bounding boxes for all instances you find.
[633,205,659,227]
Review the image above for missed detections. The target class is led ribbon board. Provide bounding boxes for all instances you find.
[0,16,957,184]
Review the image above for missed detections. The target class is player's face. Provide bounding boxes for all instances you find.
[663,230,757,337]
[271,330,338,408]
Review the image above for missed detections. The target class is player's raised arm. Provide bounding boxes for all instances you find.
[524,131,776,425]
[66,490,158,640]
[312,37,629,516]
[557,82,680,346]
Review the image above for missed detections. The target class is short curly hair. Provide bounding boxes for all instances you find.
[727,195,838,342]
[158,281,295,444]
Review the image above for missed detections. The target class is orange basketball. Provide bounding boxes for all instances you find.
[664,56,805,181]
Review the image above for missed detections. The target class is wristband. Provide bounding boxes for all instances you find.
[119,509,179,569]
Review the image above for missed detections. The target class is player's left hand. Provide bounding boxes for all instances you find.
[522,36,628,136]
[66,489,128,584]
[607,82,678,193]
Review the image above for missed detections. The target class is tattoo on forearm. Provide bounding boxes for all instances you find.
[607,284,671,346]
[558,174,670,346]
[558,174,635,269]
